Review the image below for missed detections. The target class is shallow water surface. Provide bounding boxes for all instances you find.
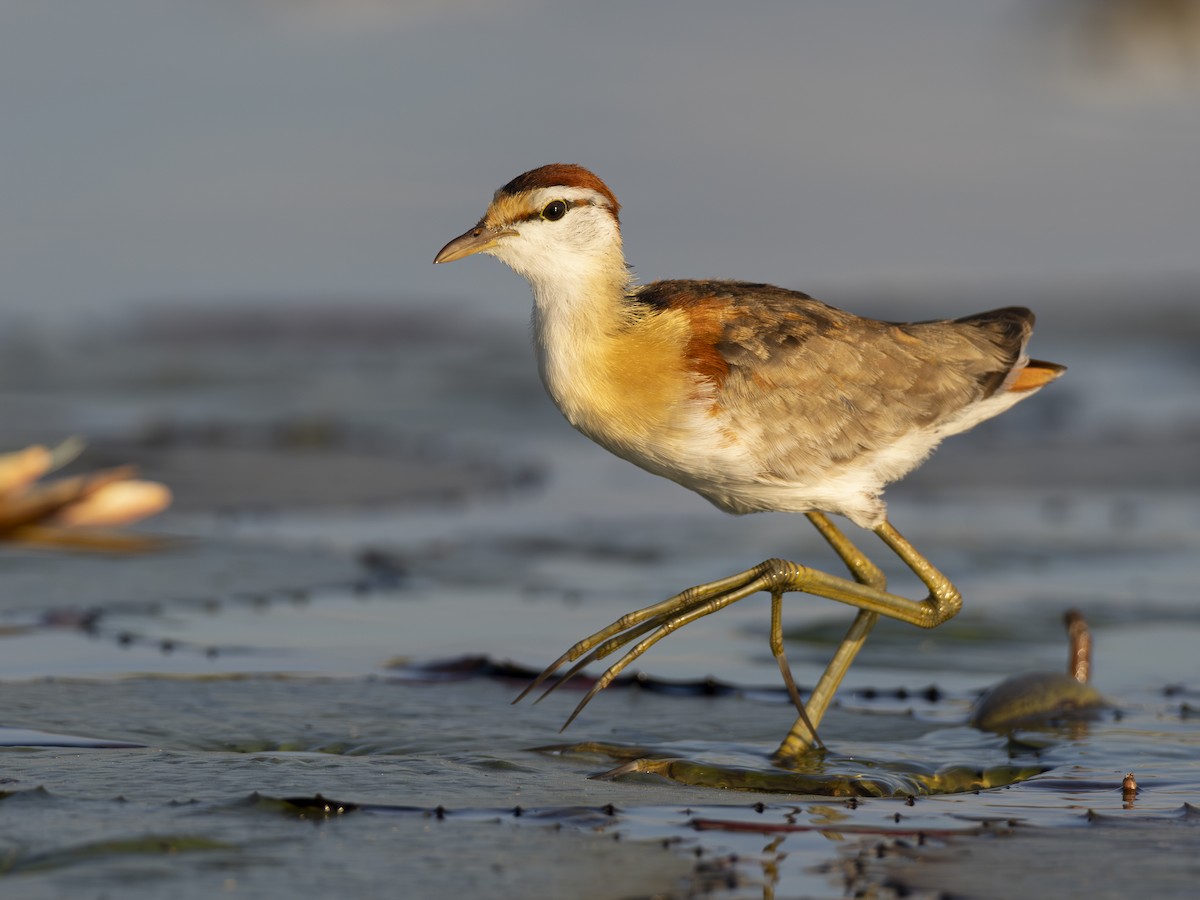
[1,306,1197,898]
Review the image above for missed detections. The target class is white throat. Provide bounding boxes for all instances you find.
[528,254,631,414]
[488,209,632,413]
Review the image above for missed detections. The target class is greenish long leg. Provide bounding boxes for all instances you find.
[520,537,862,710]
[537,579,831,748]
[517,515,961,748]
[539,579,823,744]
[805,512,887,587]
[760,512,890,759]
[558,567,787,730]
[535,571,785,703]
[773,516,961,761]
[769,589,826,750]
[513,567,764,705]
[777,611,876,761]
[769,513,888,760]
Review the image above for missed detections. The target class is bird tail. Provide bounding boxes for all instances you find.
[1008,358,1066,393]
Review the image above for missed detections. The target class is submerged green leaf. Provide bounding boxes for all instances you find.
[541,741,1046,796]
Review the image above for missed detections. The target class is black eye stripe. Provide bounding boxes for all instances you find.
[517,198,587,223]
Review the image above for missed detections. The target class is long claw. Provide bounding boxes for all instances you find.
[514,596,695,704]
[514,567,765,705]
[513,609,672,705]
[535,615,667,702]
[556,573,775,729]
[512,647,575,704]
[536,651,605,704]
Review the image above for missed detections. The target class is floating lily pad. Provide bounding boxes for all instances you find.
[539,741,1047,797]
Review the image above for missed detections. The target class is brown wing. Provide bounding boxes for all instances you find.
[635,280,1036,483]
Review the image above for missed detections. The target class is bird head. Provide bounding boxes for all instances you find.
[434,164,624,286]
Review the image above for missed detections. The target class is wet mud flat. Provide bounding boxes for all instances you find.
[1,295,1198,898]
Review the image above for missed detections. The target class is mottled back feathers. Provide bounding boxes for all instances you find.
[630,280,1052,486]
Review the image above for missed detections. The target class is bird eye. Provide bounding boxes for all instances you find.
[541,200,568,221]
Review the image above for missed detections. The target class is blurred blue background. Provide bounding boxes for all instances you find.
[2,12,1198,895]
[3,0,1198,331]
